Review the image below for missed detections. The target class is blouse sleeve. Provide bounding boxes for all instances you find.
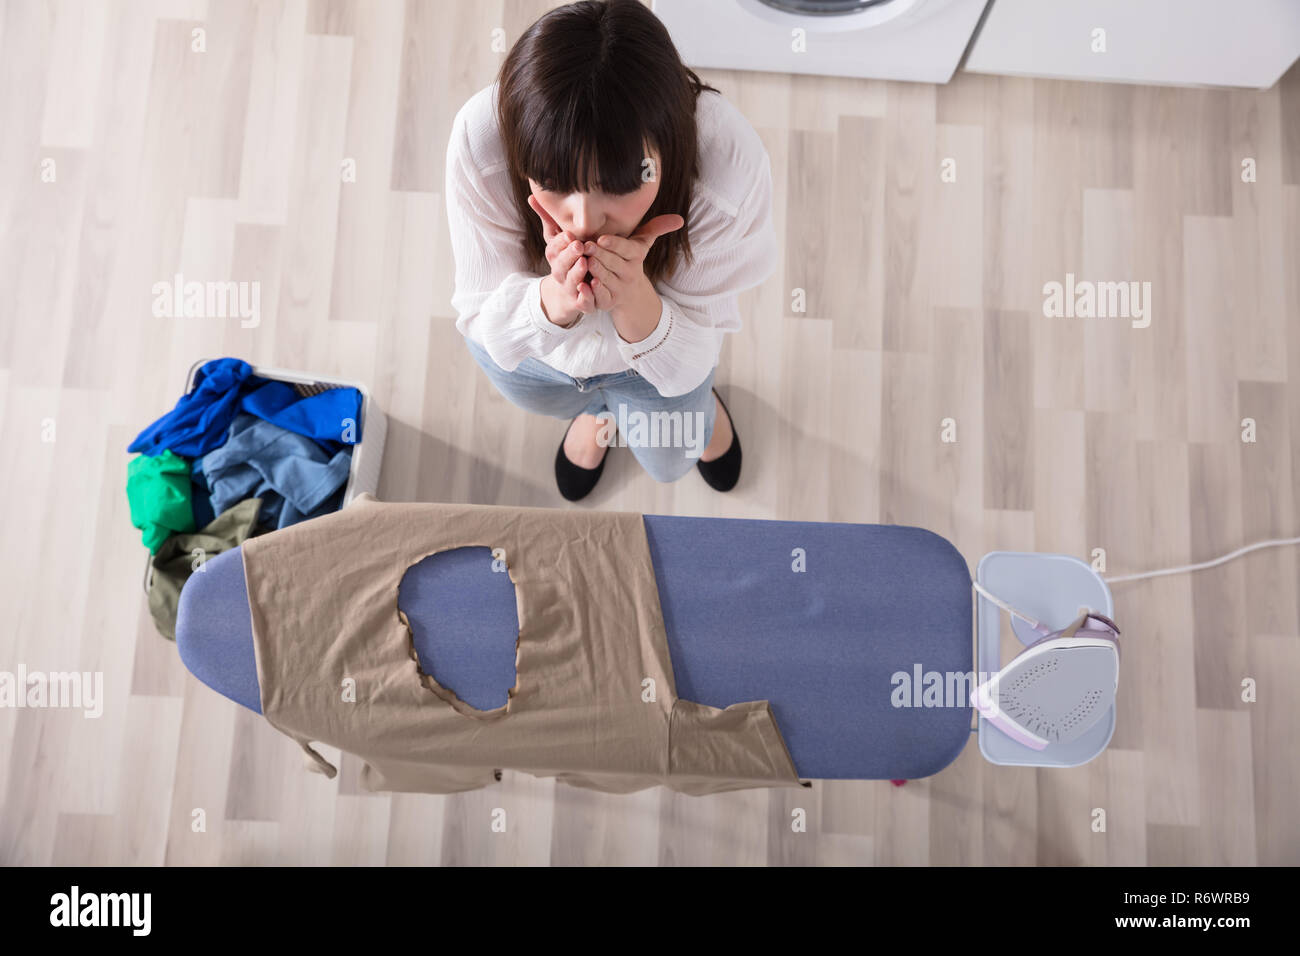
[445,104,584,372]
[613,155,779,398]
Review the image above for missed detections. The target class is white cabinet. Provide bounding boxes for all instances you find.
[963,0,1300,89]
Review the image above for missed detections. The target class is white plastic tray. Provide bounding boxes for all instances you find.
[141,358,388,595]
[975,551,1116,768]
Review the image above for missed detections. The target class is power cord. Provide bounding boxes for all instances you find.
[1103,535,1300,584]
[971,536,1300,651]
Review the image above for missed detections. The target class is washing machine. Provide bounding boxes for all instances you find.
[653,0,990,83]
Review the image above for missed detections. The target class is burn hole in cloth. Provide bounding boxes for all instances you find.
[398,546,519,713]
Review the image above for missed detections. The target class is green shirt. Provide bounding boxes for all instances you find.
[127,450,196,553]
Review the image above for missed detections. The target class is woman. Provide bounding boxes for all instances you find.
[445,0,777,500]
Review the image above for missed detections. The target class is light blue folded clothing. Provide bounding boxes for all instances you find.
[199,413,352,530]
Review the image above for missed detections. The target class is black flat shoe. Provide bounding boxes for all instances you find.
[555,416,608,501]
[697,387,742,492]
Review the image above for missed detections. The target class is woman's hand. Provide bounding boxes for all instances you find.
[579,213,681,317]
[528,194,595,326]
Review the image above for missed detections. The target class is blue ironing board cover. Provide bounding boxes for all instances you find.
[176,513,973,781]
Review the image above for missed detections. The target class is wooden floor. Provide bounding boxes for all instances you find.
[1,0,1297,866]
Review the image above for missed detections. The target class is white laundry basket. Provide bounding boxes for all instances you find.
[141,358,389,595]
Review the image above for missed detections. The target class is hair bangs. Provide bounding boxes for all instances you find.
[522,102,653,197]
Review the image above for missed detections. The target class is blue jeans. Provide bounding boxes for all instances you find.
[464,336,718,483]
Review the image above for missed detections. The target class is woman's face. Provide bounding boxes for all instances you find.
[528,148,662,243]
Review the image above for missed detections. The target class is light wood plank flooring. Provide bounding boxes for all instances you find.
[1,0,1297,865]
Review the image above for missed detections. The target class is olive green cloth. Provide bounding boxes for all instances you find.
[147,497,263,641]
[127,450,196,553]
[242,493,810,797]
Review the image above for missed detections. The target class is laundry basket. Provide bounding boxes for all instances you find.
[141,358,389,595]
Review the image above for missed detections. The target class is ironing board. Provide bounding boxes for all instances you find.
[175,512,975,781]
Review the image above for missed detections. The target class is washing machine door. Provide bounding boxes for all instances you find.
[741,0,926,33]
[752,0,912,15]
[654,0,989,82]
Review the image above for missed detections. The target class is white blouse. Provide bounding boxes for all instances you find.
[445,81,778,398]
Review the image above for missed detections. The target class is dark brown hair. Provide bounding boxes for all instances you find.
[496,0,719,285]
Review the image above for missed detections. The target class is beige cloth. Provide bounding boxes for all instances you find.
[241,493,810,797]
